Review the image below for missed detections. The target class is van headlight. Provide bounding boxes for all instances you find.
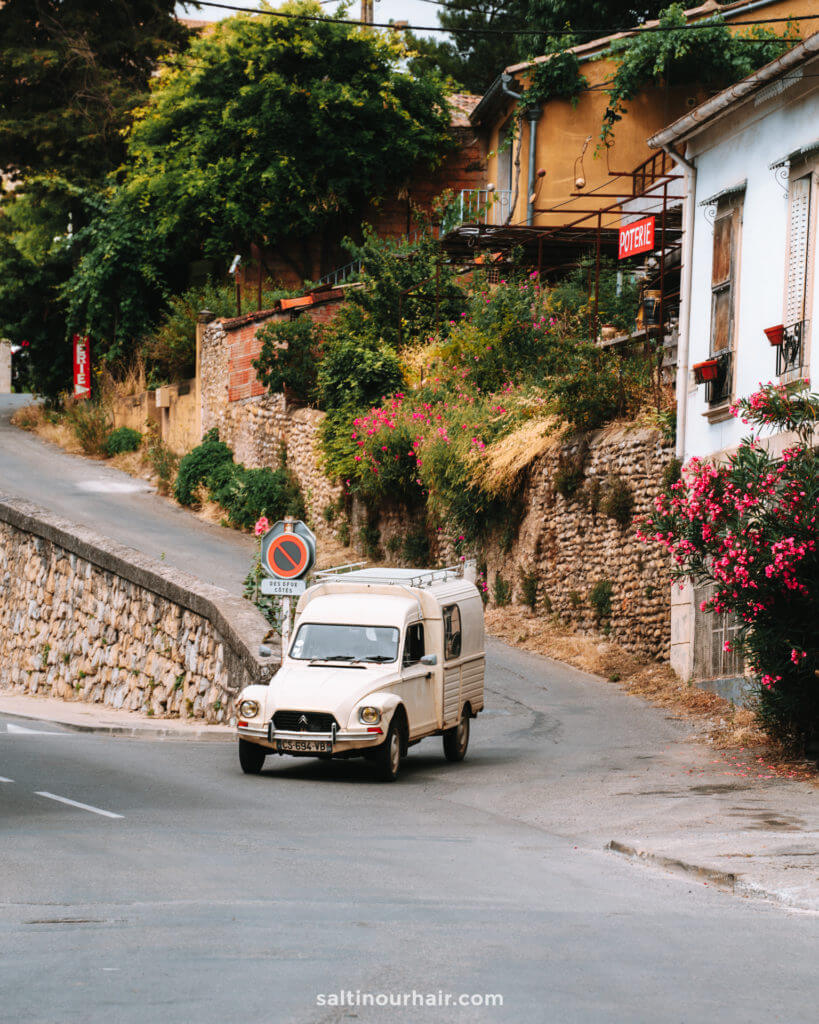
[359,706,381,725]
[239,699,260,718]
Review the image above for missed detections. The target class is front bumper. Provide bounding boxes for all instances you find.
[236,720,384,753]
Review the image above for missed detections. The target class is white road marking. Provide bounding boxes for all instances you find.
[6,723,65,736]
[0,776,13,783]
[75,479,150,494]
[35,791,123,819]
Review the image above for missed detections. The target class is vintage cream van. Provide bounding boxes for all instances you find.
[235,566,485,781]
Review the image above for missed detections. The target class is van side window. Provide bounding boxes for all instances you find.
[403,623,425,666]
[443,604,461,660]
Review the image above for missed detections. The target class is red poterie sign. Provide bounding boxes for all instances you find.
[73,334,91,398]
[618,216,655,259]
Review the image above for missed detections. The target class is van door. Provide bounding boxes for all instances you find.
[441,604,462,728]
[399,622,437,737]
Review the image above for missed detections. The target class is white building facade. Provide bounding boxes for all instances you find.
[649,34,819,694]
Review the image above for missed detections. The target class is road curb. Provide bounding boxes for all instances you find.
[606,840,817,912]
[0,708,234,742]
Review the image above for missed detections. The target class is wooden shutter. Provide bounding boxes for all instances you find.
[785,175,811,326]
[710,207,738,354]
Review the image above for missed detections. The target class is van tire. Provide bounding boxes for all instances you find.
[239,739,266,775]
[443,708,470,762]
[374,718,402,782]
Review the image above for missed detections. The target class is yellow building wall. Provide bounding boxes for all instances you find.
[484,0,817,228]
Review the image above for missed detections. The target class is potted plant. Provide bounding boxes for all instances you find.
[764,324,784,346]
[692,358,719,384]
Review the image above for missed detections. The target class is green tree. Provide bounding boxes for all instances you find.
[66,2,454,361]
[407,1,669,95]
[0,0,189,184]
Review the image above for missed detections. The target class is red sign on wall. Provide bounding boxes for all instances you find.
[73,334,91,398]
[618,216,655,260]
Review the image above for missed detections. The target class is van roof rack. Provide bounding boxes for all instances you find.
[313,563,467,589]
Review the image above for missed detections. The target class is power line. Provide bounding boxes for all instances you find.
[192,2,818,40]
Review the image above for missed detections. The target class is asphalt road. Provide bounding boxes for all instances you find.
[0,394,253,592]
[2,395,818,1021]
[2,655,819,1024]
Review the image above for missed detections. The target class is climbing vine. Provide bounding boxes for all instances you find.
[600,3,799,146]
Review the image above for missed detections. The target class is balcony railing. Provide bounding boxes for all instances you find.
[455,188,513,227]
[777,320,808,377]
[706,350,733,407]
[318,260,362,287]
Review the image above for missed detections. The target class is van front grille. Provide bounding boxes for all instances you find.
[273,711,337,733]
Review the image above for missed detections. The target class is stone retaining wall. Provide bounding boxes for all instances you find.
[350,425,674,661]
[0,497,276,721]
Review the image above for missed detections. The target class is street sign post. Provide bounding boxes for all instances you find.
[73,334,91,399]
[259,518,316,662]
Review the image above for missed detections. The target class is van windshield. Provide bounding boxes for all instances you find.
[290,623,400,664]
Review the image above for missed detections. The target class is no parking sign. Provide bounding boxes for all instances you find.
[260,519,316,595]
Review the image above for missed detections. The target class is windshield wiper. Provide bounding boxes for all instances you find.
[364,655,394,663]
[309,654,356,663]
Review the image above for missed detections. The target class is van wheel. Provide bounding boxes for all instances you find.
[239,739,266,775]
[443,709,470,762]
[374,719,402,782]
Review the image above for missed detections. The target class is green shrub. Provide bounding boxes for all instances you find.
[253,316,321,403]
[385,535,402,556]
[602,475,634,529]
[145,429,178,495]
[568,590,582,609]
[221,466,304,531]
[105,426,142,456]
[65,398,111,456]
[662,456,682,492]
[316,326,404,414]
[174,428,234,506]
[554,441,588,500]
[492,573,511,607]
[359,522,382,560]
[402,530,430,566]
[337,520,351,546]
[589,579,613,621]
[520,569,539,613]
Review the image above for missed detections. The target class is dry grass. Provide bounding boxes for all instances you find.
[470,416,563,497]
[11,403,83,454]
[485,604,815,776]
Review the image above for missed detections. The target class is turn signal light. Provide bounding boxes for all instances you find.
[366,727,383,734]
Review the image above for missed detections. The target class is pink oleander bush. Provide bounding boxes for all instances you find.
[321,268,652,542]
[639,380,819,751]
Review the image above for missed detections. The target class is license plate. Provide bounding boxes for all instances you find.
[278,739,331,754]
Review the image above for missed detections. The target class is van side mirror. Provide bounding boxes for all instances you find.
[420,654,437,666]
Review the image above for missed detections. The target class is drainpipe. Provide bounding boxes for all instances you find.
[525,106,540,226]
[661,142,696,461]
[500,73,524,225]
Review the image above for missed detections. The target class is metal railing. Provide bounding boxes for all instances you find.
[777,320,808,377]
[455,188,513,227]
[318,260,362,287]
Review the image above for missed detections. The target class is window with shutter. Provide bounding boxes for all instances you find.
[706,199,741,407]
[785,175,811,327]
[779,174,813,379]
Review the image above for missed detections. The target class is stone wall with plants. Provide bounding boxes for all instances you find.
[0,496,275,720]
[344,425,675,661]
[494,424,673,660]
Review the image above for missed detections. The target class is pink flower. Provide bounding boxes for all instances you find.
[254,516,270,537]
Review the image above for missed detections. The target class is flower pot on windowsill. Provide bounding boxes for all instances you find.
[764,324,784,347]
[692,358,719,384]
